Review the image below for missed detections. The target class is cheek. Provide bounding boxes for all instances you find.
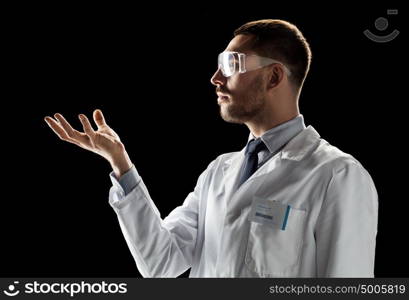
[227,75,249,94]
[229,74,264,98]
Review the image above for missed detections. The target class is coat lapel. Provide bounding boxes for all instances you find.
[249,125,321,182]
[221,147,246,204]
[219,126,321,210]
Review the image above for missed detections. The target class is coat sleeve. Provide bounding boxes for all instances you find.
[314,160,379,277]
[108,161,213,278]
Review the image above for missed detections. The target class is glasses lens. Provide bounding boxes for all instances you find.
[218,52,236,77]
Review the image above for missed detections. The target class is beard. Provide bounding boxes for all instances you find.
[219,77,266,124]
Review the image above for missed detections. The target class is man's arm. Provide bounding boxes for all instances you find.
[109,162,212,277]
[44,109,204,277]
[314,160,379,277]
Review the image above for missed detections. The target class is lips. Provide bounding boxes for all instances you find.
[217,93,229,104]
[217,92,229,98]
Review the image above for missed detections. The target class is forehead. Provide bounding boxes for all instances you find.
[224,34,257,54]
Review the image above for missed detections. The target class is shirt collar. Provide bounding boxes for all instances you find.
[247,114,306,154]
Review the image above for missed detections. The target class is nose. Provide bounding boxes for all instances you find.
[210,67,226,86]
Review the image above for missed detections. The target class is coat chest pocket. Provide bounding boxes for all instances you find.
[243,198,307,277]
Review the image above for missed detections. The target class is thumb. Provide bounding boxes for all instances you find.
[93,109,107,128]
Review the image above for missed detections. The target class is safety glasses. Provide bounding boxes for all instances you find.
[217,51,291,78]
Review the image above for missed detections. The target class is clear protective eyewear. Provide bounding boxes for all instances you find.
[217,51,291,78]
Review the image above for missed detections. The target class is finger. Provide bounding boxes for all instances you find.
[44,116,71,141]
[54,113,78,138]
[45,117,90,148]
[79,114,96,145]
[93,109,107,129]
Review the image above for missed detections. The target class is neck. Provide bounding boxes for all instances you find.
[245,107,299,138]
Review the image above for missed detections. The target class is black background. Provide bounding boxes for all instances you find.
[1,2,406,278]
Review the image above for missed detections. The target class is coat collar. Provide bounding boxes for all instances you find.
[224,125,321,168]
[219,126,321,203]
[280,125,321,161]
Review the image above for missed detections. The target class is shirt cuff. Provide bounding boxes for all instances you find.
[109,165,141,196]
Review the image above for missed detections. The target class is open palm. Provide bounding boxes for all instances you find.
[44,109,125,162]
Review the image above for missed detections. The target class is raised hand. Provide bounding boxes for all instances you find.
[44,109,133,177]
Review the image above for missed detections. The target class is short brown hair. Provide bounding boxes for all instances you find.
[234,19,312,89]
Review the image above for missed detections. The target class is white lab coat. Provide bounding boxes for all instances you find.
[109,126,378,277]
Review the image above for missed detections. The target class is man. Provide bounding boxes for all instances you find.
[44,19,378,277]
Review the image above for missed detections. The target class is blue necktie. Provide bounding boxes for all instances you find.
[237,138,267,187]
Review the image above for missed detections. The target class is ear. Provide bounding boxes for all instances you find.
[267,64,285,89]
